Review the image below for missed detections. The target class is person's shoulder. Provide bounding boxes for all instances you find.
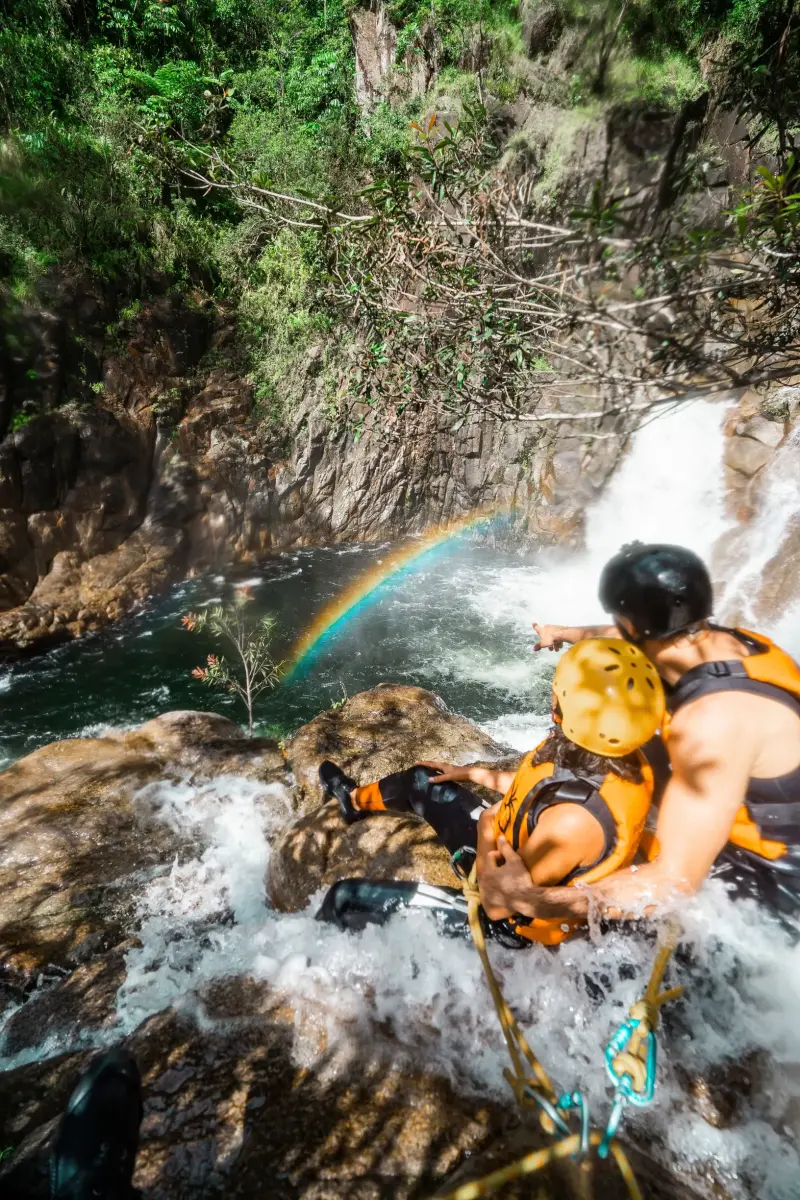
[536,799,598,839]
[669,691,760,761]
[671,689,755,734]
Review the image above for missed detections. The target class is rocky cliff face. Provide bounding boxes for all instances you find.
[714,384,800,627]
[0,288,635,655]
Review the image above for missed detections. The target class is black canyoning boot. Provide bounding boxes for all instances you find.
[319,759,362,825]
[50,1048,143,1200]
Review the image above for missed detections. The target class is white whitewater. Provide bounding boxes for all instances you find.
[475,398,733,748]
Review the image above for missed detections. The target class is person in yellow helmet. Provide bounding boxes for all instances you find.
[316,639,665,946]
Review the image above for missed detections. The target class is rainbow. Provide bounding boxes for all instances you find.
[286,505,514,679]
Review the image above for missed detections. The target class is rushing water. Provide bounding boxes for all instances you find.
[2,399,800,1197]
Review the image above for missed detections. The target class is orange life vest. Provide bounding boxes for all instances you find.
[492,739,654,946]
[665,627,800,862]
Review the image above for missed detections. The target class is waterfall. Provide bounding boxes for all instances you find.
[476,398,800,750]
[717,425,800,653]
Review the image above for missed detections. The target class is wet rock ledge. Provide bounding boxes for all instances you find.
[0,688,703,1200]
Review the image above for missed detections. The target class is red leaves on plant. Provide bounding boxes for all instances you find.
[191,667,208,681]
[182,614,197,631]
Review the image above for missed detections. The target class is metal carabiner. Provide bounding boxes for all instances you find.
[604,1015,657,1105]
[450,845,477,883]
[556,1090,590,1159]
[598,1090,628,1159]
[521,1084,571,1138]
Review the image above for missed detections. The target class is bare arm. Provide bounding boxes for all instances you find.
[476,805,513,920]
[479,695,758,921]
[520,804,605,885]
[477,802,605,919]
[532,622,619,651]
[418,762,517,792]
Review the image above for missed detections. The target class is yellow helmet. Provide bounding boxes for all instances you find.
[552,637,665,757]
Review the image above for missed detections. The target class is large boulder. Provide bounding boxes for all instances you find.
[285,684,509,799]
[1,1003,511,1200]
[266,802,458,912]
[0,713,287,978]
[0,987,694,1200]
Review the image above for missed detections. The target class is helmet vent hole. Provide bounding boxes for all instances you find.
[608,738,620,745]
[604,664,620,672]
[609,647,622,655]
[646,678,655,689]
[627,677,635,690]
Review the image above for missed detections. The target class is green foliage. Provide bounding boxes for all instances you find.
[620,0,775,53]
[183,593,282,736]
[0,0,797,440]
[732,156,800,240]
[0,0,363,412]
[387,0,519,63]
[608,51,703,104]
[8,410,35,432]
[219,225,328,412]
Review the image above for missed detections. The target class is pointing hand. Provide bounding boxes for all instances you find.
[532,623,565,652]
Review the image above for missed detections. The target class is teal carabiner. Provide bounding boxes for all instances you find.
[597,1015,659,1159]
[604,1015,657,1105]
[556,1090,590,1159]
[521,1084,571,1137]
[598,1091,628,1159]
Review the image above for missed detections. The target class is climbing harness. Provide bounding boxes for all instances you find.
[433,864,684,1200]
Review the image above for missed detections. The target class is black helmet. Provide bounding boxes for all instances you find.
[598,542,713,642]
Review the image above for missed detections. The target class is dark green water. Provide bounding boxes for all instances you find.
[0,542,555,766]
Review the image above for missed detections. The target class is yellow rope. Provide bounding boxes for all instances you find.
[611,922,685,1095]
[462,867,557,1123]
[435,1132,644,1200]
[440,866,683,1200]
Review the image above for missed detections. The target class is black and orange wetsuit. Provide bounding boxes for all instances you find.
[316,737,653,946]
[664,626,800,919]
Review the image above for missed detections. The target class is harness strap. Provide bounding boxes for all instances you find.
[511,768,575,848]
[670,659,800,710]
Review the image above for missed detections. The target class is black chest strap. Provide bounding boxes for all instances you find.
[668,657,800,719]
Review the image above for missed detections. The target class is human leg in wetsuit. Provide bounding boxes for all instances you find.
[316,762,531,946]
[341,762,487,850]
[713,844,800,939]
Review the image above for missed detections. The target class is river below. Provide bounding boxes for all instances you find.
[0,539,560,768]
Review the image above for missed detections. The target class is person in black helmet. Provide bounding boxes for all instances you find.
[478,542,800,928]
